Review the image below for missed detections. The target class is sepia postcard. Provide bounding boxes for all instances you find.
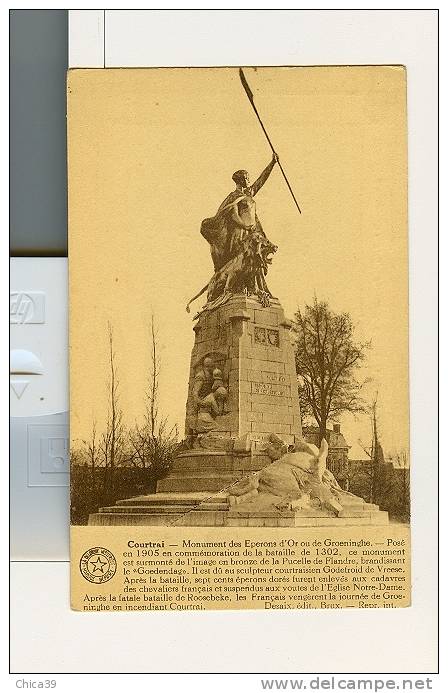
[68,66,410,611]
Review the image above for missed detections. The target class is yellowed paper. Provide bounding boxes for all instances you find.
[68,67,409,611]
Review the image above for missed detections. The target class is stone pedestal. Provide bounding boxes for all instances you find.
[185,294,302,446]
[156,450,265,493]
[156,294,302,495]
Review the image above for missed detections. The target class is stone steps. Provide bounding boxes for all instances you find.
[90,488,389,526]
[99,503,229,514]
[339,502,379,512]
[99,492,230,516]
[90,486,388,526]
[115,492,227,507]
[338,509,381,518]
[88,511,227,527]
[157,473,244,493]
[88,508,389,527]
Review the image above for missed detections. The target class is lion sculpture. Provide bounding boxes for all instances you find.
[186,229,278,314]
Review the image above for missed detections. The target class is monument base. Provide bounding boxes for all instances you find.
[155,449,269,493]
[87,294,389,528]
[88,488,389,527]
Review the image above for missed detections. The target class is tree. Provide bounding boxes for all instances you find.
[128,314,178,480]
[357,394,395,507]
[359,394,386,503]
[392,450,411,522]
[70,315,179,522]
[293,297,370,443]
[100,322,126,492]
[85,419,99,491]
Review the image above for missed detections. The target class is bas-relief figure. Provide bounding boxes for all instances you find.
[192,356,229,434]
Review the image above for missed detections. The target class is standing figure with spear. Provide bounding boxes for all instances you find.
[200,150,279,274]
[200,68,302,276]
[185,68,303,315]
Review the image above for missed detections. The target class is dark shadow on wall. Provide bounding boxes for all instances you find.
[10,9,68,256]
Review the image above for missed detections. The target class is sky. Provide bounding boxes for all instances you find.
[68,66,408,460]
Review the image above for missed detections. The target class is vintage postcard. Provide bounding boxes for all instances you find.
[68,66,410,611]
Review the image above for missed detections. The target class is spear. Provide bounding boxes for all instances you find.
[239,68,302,214]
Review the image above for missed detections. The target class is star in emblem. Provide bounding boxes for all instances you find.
[90,555,107,573]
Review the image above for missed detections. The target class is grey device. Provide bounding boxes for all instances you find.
[10,10,68,255]
[10,258,69,560]
[10,11,69,560]
[11,413,69,560]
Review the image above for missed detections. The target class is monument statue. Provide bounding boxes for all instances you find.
[89,69,388,528]
[228,435,346,516]
[201,154,278,271]
[186,155,280,315]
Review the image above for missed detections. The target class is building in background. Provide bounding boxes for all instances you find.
[302,423,410,522]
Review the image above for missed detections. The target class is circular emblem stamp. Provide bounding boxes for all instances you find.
[79,547,117,584]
